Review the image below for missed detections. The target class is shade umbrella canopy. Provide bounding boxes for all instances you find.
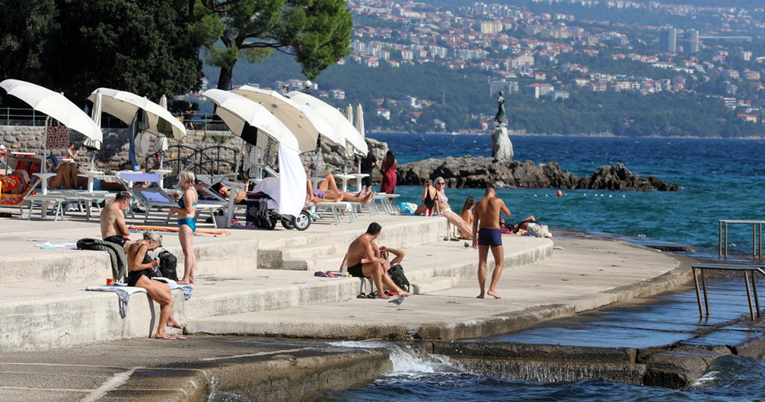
[202,89,301,151]
[87,88,186,140]
[345,104,354,125]
[355,103,365,138]
[232,86,342,149]
[0,79,102,142]
[287,92,368,156]
[154,95,169,153]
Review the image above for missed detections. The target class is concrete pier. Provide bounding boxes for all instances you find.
[0,207,700,400]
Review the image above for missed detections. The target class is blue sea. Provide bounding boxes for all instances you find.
[371,133,765,257]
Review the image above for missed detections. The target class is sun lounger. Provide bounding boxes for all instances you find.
[315,201,358,224]
[374,193,401,215]
[131,187,228,226]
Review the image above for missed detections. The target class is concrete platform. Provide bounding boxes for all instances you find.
[188,238,689,341]
[0,211,555,351]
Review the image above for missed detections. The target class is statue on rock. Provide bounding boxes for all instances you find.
[491,91,513,161]
[494,91,506,126]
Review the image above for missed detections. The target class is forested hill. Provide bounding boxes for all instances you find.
[205,54,764,138]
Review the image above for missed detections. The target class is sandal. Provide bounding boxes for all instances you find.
[367,292,377,299]
[357,293,367,299]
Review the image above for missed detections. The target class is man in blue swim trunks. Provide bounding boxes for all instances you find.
[472,186,511,300]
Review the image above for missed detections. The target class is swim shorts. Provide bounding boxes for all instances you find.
[477,228,503,247]
[104,235,128,246]
[347,262,368,278]
[313,189,326,199]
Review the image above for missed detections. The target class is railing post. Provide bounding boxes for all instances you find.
[5,107,8,125]
[32,109,36,126]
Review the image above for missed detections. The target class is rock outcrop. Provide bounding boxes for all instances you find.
[397,156,678,192]
[491,126,514,161]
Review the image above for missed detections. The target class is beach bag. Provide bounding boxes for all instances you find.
[388,263,410,292]
[157,250,178,280]
[397,202,416,215]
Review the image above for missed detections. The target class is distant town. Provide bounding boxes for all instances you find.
[206,0,765,136]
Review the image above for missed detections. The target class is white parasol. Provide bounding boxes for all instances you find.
[286,92,368,157]
[0,79,103,176]
[87,88,186,140]
[355,103,365,138]
[232,86,342,150]
[345,104,354,125]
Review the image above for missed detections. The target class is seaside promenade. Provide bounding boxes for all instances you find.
[0,210,693,401]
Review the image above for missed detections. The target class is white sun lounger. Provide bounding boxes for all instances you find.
[315,201,358,224]
[131,187,228,226]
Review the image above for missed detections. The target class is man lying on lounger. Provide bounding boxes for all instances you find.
[305,173,374,205]
[101,191,133,249]
[340,222,410,300]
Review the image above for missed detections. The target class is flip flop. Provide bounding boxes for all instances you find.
[154,334,173,340]
[170,335,187,340]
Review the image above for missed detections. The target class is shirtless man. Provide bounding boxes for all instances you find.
[340,222,410,299]
[101,191,132,249]
[472,187,511,299]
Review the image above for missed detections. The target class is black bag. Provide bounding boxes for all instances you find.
[388,263,410,292]
[157,250,178,280]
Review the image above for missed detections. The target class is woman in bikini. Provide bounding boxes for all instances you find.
[170,171,197,285]
[126,232,184,340]
[415,179,439,216]
[434,177,473,239]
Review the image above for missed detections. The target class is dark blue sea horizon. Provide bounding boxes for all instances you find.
[369,133,765,257]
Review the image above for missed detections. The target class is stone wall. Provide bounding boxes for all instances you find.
[1,125,245,172]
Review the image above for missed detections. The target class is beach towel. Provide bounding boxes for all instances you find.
[76,238,128,282]
[85,286,147,318]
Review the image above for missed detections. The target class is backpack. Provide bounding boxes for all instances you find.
[157,250,178,280]
[388,263,410,292]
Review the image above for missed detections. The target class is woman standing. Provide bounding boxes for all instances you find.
[170,171,197,284]
[380,150,397,196]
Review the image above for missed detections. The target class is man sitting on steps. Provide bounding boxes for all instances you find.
[101,191,133,251]
[340,222,410,300]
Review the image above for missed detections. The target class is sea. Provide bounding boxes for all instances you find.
[326,134,765,402]
[213,134,765,401]
[370,133,765,258]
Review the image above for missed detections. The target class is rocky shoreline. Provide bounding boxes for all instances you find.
[304,138,678,192]
[398,156,679,191]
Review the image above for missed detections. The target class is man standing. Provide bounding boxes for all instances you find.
[340,222,410,299]
[472,187,511,299]
[101,191,132,247]
[359,150,378,194]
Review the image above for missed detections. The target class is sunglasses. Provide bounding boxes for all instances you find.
[437,182,444,185]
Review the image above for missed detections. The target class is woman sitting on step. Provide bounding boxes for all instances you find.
[126,231,185,340]
[434,177,473,239]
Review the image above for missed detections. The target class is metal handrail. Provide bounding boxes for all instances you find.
[2,106,231,133]
[144,143,241,182]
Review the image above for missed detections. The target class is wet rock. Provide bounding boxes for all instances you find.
[398,158,677,192]
[640,346,727,388]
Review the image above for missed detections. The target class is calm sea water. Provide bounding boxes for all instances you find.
[371,133,765,256]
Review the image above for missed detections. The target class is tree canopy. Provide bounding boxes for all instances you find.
[0,0,205,105]
[193,0,353,90]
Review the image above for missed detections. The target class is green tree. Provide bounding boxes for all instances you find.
[1,0,204,105]
[0,0,58,90]
[194,0,352,90]
[51,0,204,103]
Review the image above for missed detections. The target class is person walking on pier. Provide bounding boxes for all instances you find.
[472,187,511,299]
